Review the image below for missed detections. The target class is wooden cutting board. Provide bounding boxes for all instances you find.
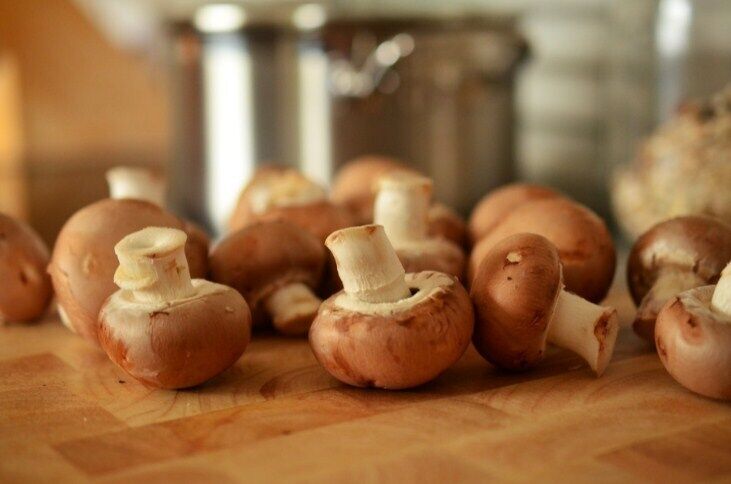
[1,281,729,483]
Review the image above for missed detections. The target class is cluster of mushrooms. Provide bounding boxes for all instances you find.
[0,157,729,399]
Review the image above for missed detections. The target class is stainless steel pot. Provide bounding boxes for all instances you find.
[167,5,527,233]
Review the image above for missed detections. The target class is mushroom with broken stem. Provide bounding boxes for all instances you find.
[471,233,619,376]
[374,173,465,279]
[627,215,731,342]
[98,227,251,390]
[210,221,326,336]
[655,261,731,400]
[309,225,474,389]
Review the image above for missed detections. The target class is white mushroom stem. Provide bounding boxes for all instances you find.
[113,227,195,304]
[264,282,322,333]
[639,269,706,318]
[326,225,411,303]
[548,290,619,376]
[249,172,326,214]
[711,262,731,319]
[106,166,166,206]
[374,174,432,244]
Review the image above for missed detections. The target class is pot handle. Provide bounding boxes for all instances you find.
[329,33,415,98]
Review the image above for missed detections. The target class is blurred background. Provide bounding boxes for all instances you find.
[1,0,730,243]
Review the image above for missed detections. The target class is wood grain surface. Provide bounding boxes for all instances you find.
[1,280,729,483]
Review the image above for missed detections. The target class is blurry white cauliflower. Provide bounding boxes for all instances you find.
[613,85,731,239]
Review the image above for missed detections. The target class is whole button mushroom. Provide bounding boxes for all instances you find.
[468,183,562,244]
[210,221,326,336]
[627,215,731,342]
[471,233,619,376]
[469,197,616,303]
[106,166,210,277]
[374,173,465,279]
[309,225,474,389]
[49,199,208,344]
[99,227,251,389]
[228,166,353,242]
[331,156,467,247]
[0,213,52,323]
[655,262,731,399]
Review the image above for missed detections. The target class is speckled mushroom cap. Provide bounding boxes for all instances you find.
[627,215,731,306]
[468,183,562,244]
[0,213,52,323]
[330,155,418,224]
[655,286,731,400]
[99,280,251,389]
[209,221,325,316]
[309,271,473,389]
[471,233,563,370]
[470,198,615,303]
[48,199,208,344]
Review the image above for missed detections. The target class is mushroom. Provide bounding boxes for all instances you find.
[471,233,619,376]
[331,155,418,224]
[49,199,208,344]
[330,156,466,246]
[655,264,731,400]
[98,227,251,389]
[228,166,354,243]
[428,202,468,248]
[0,213,52,323]
[106,166,210,277]
[468,183,562,244]
[209,221,326,336]
[374,173,465,279]
[627,215,731,342]
[469,197,616,303]
[309,224,474,389]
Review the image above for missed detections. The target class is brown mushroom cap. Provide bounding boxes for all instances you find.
[330,156,418,224]
[428,203,467,248]
[182,221,210,278]
[309,271,474,389]
[627,215,731,305]
[395,240,465,280]
[209,221,326,318]
[471,233,563,370]
[0,213,52,323]
[99,280,251,389]
[655,286,731,400]
[469,198,616,303]
[228,166,328,232]
[48,199,208,344]
[253,200,356,243]
[468,183,562,244]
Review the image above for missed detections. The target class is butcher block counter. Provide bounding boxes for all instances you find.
[1,280,730,483]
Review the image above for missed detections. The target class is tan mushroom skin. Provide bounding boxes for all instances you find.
[374,173,465,279]
[99,227,251,390]
[468,183,562,244]
[655,262,731,400]
[49,199,208,344]
[0,213,52,323]
[627,215,731,342]
[309,225,474,390]
[210,221,326,336]
[471,233,618,376]
[470,197,616,303]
